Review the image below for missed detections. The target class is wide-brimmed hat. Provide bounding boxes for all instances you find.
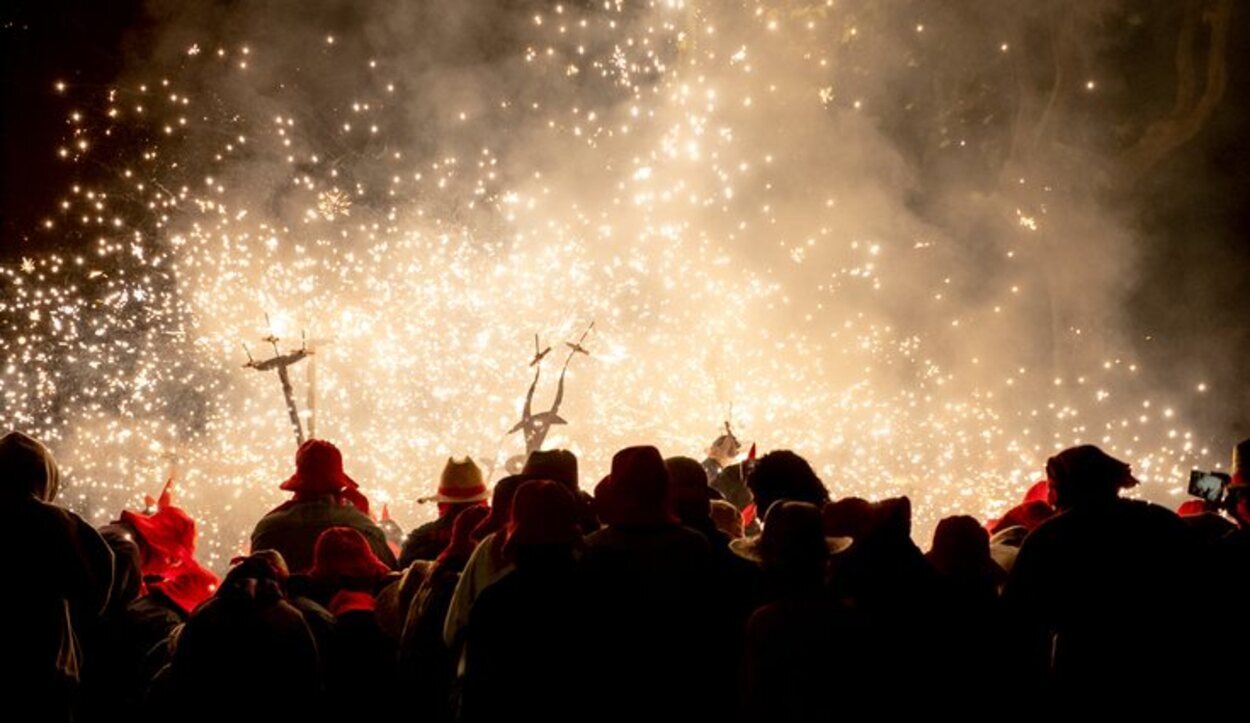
[308,526,392,583]
[522,449,580,491]
[730,501,852,564]
[281,439,359,495]
[1045,445,1138,507]
[504,479,583,557]
[595,446,679,527]
[418,456,489,504]
[118,478,197,571]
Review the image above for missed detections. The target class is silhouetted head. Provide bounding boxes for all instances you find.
[731,501,851,590]
[1046,445,1137,510]
[747,450,830,519]
[474,474,527,541]
[595,446,677,527]
[504,479,582,561]
[221,551,290,604]
[523,448,580,492]
[710,499,744,538]
[822,496,874,539]
[927,515,992,578]
[438,504,491,565]
[665,455,714,525]
[309,526,392,590]
[0,431,60,503]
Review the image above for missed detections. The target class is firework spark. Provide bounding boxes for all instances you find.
[0,1,1219,569]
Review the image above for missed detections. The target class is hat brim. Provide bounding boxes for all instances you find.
[280,470,358,493]
[729,535,853,563]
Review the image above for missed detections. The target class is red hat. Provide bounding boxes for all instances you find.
[1022,479,1055,506]
[119,479,197,574]
[504,479,582,556]
[118,479,219,614]
[418,457,489,504]
[148,562,219,616]
[328,589,377,616]
[281,439,370,514]
[988,500,1055,535]
[594,446,679,527]
[1177,499,1214,517]
[309,526,392,583]
[282,439,358,495]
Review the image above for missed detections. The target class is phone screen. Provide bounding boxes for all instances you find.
[1188,470,1229,503]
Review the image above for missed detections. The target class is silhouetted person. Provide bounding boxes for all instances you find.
[667,455,763,716]
[926,515,1006,708]
[737,501,856,722]
[149,553,322,723]
[1003,445,1201,712]
[1217,438,1250,695]
[252,439,395,572]
[582,446,716,722]
[399,457,488,567]
[829,496,941,714]
[442,474,526,654]
[399,504,490,723]
[710,498,744,538]
[299,528,399,721]
[80,525,155,722]
[460,480,589,723]
[748,450,831,519]
[0,431,113,723]
[523,448,600,534]
[113,484,219,617]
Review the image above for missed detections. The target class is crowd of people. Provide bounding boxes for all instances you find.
[3,428,1249,721]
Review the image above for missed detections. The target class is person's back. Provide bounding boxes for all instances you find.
[582,447,717,722]
[155,555,322,723]
[737,502,861,722]
[0,432,113,722]
[459,481,590,723]
[461,550,589,723]
[1006,496,1200,706]
[252,494,395,572]
[252,439,396,573]
[399,511,460,568]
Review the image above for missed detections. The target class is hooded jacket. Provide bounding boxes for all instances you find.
[0,432,114,718]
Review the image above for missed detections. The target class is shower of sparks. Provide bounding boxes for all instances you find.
[0,1,1218,569]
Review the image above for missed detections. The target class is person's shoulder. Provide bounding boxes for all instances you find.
[670,523,714,553]
[1119,498,1188,531]
[408,516,446,535]
[470,566,522,614]
[23,497,87,528]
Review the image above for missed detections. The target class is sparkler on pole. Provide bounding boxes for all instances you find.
[242,316,313,446]
[509,322,594,457]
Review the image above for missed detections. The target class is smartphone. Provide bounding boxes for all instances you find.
[1188,470,1230,503]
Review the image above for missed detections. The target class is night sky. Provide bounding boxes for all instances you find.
[3,0,1249,438]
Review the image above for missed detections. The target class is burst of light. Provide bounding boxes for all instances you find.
[0,3,1215,570]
